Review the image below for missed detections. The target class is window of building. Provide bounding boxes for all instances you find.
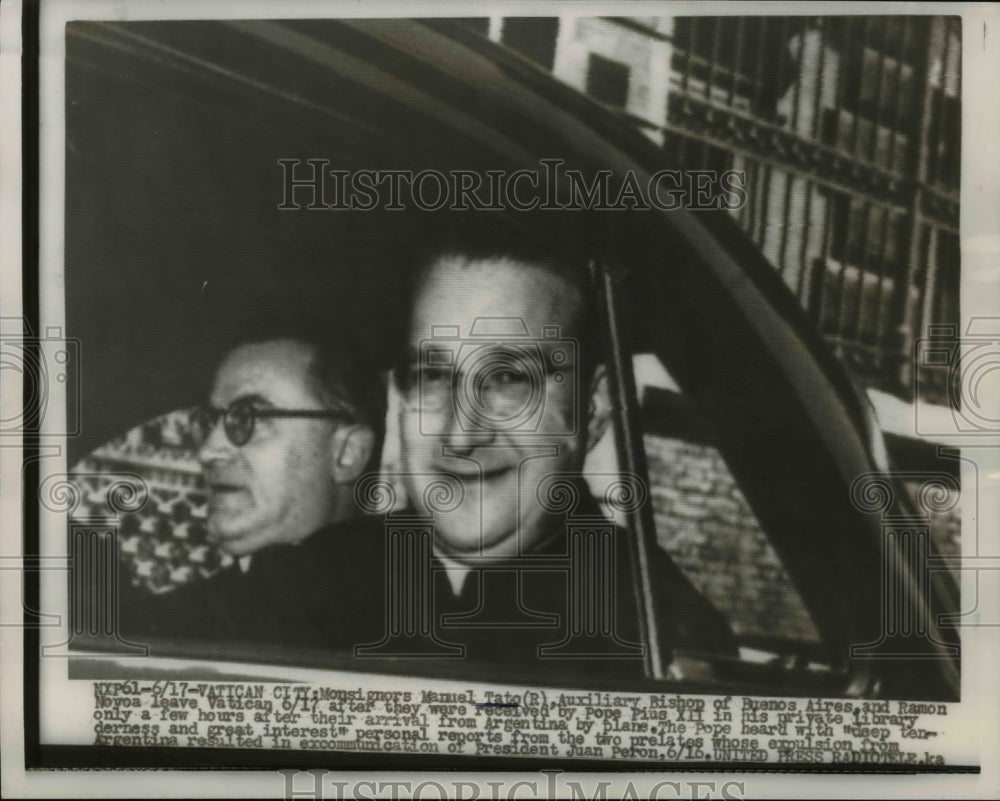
[500,17,559,71]
[822,17,927,166]
[928,91,960,189]
[585,52,631,108]
[453,18,489,36]
[670,17,802,119]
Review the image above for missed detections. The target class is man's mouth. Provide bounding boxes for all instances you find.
[208,481,244,497]
[447,465,511,482]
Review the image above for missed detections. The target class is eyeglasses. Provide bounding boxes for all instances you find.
[189,398,354,448]
[396,350,572,418]
[397,365,538,416]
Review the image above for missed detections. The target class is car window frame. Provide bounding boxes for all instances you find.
[62,15,960,703]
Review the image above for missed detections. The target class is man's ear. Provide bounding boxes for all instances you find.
[330,425,376,484]
[585,364,613,452]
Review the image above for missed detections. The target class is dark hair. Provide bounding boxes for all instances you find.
[401,234,603,382]
[221,316,387,470]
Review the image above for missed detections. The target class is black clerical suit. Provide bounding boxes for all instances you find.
[336,493,736,679]
[112,514,386,657]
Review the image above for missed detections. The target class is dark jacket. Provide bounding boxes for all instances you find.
[334,495,736,680]
[111,514,387,657]
[104,502,734,679]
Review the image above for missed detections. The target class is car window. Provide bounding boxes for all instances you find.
[632,354,821,649]
[70,410,226,598]
[71,351,821,681]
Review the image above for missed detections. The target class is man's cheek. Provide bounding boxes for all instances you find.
[401,439,430,469]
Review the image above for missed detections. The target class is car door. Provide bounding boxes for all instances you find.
[62,17,959,703]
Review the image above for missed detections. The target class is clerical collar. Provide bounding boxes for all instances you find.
[432,518,581,596]
[434,549,471,596]
[232,517,352,575]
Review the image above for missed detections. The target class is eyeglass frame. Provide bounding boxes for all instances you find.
[189,397,356,449]
[392,347,575,418]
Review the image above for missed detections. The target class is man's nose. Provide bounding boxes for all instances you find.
[197,417,235,466]
[439,404,496,454]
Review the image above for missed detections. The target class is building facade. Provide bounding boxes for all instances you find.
[469,14,961,408]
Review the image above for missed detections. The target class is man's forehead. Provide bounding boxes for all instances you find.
[411,256,584,339]
[418,340,576,360]
[210,340,319,405]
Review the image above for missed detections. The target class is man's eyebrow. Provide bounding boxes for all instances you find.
[404,345,452,365]
[231,392,274,408]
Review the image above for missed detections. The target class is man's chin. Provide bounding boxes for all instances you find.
[206,520,258,557]
[434,528,520,561]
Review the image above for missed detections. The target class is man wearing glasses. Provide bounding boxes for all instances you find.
[192,337,381,559]
[120,331,385,652]
[342,243,734,677]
